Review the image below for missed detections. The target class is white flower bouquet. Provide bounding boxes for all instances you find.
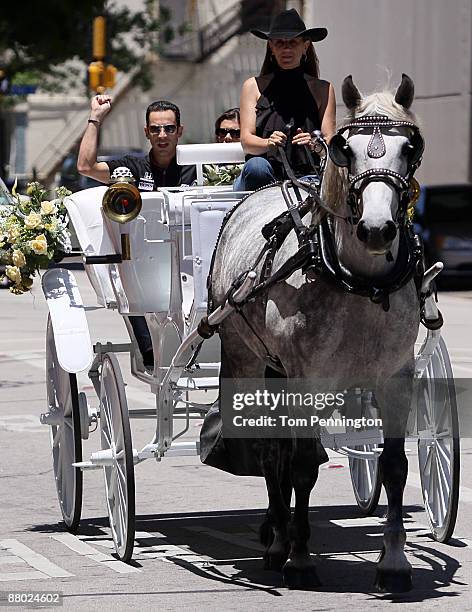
[0,181,72,294]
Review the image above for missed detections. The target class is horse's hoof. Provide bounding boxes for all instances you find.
[263,552,287,572]
[283,563,321,590]
[374,569,412,593]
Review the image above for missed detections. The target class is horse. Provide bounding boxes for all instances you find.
[209,74,424,592]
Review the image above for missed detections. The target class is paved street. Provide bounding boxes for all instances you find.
[0,268,471,611]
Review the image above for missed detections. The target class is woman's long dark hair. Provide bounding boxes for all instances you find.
[259,40,320,77]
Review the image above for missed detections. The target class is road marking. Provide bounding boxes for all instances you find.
[51,533,140,574]
[0,414,46,433]
[132,532,209,563]
[0,556,24,565]
[0,571,46,582]
[0,540,72,580]
[185,526,263,551]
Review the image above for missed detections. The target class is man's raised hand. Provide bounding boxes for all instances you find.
[90,95,112,122]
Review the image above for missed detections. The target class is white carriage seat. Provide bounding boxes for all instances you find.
[64,187,117,308]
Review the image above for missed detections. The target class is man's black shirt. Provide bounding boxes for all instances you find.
[106,152,196,190]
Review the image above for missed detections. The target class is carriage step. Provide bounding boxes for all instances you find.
[175,376,219,390]
[138,441,200,460]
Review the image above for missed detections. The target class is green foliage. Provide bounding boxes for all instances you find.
[203,164,244,186]
[0,0,171,96]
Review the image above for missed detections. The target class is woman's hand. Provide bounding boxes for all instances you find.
[267,131,287,150]
[291,127,314,148]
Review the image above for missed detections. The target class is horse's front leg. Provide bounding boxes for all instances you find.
[260,440,291,571]
[283,439,321,590]
[375,380,413,592]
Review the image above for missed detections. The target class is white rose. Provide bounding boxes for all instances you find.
[12,250,26,268]
[40,201,57,215]
[29,233,48,255]
[7,226,20,242]
[5,265,21,284]
[25,212,42,229]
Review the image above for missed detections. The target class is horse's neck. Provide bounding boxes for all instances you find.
[333,211,399,278]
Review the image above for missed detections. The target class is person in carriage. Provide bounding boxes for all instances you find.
[77,98,196,367]
[234,8,336,192]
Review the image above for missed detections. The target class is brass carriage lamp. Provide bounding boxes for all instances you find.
[102,168,142,260]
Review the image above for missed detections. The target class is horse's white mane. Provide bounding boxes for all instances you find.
[321,90,420,212]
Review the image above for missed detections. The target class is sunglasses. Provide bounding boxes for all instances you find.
[216,128,240,138]
[148,124,178,135]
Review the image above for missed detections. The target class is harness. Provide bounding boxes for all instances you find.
[202,114,440,354]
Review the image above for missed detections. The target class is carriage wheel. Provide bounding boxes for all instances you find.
[46,316,83,532]
[417,336,460,543]
[348,391,382,515]
[99,353,135,562]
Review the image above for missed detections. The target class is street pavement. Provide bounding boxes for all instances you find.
[0,268,471,611]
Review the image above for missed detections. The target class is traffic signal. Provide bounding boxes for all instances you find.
[88,61,104,93]
[93,16,106,60]
[103,64,117,89]
[88,16,117,93]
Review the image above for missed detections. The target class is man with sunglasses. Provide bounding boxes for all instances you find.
[78,96,196,369]
[78,96,196,189]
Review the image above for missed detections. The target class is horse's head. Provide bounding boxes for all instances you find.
[329,74,424,255]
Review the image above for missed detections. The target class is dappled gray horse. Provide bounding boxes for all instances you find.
[210,74,424,591]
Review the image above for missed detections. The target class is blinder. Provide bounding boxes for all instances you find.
[329,134,350,167]
[407,127,425,167]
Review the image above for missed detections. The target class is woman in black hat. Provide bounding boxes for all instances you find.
[233,8,336,191]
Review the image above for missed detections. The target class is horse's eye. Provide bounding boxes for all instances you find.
[402,141,414,156]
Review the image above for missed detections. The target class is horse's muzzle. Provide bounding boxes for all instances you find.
[357,220,397,252]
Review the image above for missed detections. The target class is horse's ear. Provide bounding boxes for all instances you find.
[342,75,362,110]
[395,73,415,109]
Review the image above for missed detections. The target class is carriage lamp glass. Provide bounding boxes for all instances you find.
[102,182,142,224]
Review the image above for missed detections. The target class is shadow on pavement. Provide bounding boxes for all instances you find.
[29,503,464,600]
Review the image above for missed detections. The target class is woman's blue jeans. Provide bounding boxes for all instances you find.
[233,156,320,191]
[233,157,276,191]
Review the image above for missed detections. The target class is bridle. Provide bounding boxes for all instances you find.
[329,114,424,224]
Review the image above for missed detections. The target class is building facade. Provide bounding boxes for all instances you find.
[6,0,472,186]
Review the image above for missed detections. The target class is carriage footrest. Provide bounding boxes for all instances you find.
[138,441,200,460]
[175,376,219,390]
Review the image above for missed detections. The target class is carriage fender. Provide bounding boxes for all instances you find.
[42,268,93,373]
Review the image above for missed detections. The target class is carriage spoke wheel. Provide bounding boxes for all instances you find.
[100,353,135,562]
[46,316,83,532]
[348,391,382,515]
[417,336,459,543]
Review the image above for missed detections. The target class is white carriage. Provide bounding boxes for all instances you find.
[40,144,460,563]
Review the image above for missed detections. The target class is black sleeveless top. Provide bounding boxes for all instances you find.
[252,66,321,179]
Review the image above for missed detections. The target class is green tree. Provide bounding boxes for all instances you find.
[0,0,165,95]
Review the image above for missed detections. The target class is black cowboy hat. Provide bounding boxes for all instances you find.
[251,8,327,42]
